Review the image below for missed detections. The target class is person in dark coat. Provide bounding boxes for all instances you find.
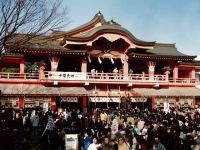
[13,112,23,130]
[97,136,116,150]
[152,136,166,150]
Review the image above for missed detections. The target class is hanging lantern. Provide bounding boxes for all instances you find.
[49,57,60,71]
[125,55,129,62]
[88,55,92,63]
[110,57,114,64]
[98,56,102,64]
[121,55,124,64]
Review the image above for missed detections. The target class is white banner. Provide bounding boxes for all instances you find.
[61,97,78,103]
[65,134,78,150]
[90,97,120,103]
[179,97,193,107]
[155,97,176,103]
[164,102,170,112]
[25,103,36,108]
[48,72,86,80]
[90,97,147,103]
[131,98,147,102]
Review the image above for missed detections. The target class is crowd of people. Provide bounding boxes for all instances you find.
[0,106,200,150]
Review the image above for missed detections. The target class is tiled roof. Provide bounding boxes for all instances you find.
[134,87,200,96]
[128,43,196,58]
[6,34,67,51]
[6,34,86,54]
[51,12,156,47]
[51,11,106,37]
[65,24,155,46]
[0,84,88,96]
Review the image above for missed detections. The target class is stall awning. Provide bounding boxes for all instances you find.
[134,87,200,97]
[0,84,88,96]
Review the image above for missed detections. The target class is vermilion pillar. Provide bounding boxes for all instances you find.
[19,60,25,74]
[164,71,170,81]
[173,66,178,81]
[81,58,87,73]
[82,96,88,113]
[192,97,195,108]
[51,97,56,110]
[148,61,156,80]
[123,55,129,80]
[36,61,46,79]
[18,96,24,109]
[191,68,195,79]
[38,64,46,79]
[151,96,155,109]
[49,57,60,71]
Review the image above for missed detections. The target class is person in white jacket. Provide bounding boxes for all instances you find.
[30,110,39,136]
[88,137,100,150]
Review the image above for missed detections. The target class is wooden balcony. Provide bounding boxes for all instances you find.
[169,78,197,86]
[0,71,198,86]
[86,72,168,83]
[0,72,39,81]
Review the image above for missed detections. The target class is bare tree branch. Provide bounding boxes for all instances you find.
[0,0,69,54]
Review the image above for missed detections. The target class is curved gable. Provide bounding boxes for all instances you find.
[63,24,155,49]
[51,12,106,38]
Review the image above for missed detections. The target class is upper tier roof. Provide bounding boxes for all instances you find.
[52,11,106,36]
[52,12,156,47]
[5,12,196,59]
[63,24,156,46]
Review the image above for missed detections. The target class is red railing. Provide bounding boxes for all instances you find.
[87,72,124,81]
[86,73,167,82]
[0,71,198,85]
[128,74,167,82]
[169,78,197,84]
[0,72,39,80]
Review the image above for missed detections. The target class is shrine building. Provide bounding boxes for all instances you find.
[1,12,200,111]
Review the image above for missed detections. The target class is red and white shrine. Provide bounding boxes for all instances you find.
[0,12,200,111]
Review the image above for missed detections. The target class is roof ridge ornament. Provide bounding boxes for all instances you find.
[95,11,106,25]
[110,18,114,24]
[106,18,121,26]
[97,11,102,16]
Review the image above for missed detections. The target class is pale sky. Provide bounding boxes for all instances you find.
[62,0,200,56]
